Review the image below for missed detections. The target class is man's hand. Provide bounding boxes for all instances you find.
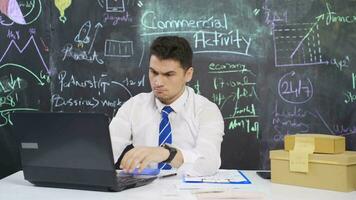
[120,146,169,173]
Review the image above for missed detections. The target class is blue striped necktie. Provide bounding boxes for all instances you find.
[158,106,174,169]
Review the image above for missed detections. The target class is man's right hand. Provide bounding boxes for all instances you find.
[120,146,169,173]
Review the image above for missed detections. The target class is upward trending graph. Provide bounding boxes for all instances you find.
[273,22,328,67]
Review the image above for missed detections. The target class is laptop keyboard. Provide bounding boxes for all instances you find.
[116,175,157,191]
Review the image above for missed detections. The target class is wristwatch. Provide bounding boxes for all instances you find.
[162,144,177,163]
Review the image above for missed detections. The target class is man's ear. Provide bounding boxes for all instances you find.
[185,67,194,83]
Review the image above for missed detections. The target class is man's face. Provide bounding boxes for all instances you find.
[149,55,193,105]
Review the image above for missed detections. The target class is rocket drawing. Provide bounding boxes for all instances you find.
[74,20,91,47]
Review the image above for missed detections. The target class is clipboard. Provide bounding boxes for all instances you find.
[183,170,251,184]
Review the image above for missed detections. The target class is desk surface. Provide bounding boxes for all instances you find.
[0,171,355,200]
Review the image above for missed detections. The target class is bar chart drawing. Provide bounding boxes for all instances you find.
[273,22,328,67]
[104,40,133,57]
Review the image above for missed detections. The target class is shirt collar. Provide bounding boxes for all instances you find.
[155,86,189,113]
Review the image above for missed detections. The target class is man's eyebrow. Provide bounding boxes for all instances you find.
[149,67,158,73]
[149,67,176,75]
[163,71,176,75]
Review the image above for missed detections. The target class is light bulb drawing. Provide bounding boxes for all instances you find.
[55,0,72,23]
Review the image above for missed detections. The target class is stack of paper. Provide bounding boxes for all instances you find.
[178,170,251,190]
[184,170,251,184]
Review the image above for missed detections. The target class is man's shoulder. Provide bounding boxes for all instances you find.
[131,92,153,101]
[122,91,154,108]
[186,87,223,122]
[187,87,219,109]
[127,92,153,104]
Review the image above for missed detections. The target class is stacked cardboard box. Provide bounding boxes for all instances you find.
[270,134,356,192]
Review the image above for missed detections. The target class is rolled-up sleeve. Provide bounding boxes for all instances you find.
[180,103,225,176]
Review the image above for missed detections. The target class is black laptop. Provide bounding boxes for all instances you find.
[11,112,156,192]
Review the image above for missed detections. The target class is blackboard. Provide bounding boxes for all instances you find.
[1,0,356,178]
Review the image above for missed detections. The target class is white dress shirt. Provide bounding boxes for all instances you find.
[109,86,225,176]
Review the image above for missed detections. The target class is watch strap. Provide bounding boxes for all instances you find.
[162,144,177,163]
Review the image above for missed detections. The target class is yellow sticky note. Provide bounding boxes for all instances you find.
[289,136,315,173]
[289,150,310,172]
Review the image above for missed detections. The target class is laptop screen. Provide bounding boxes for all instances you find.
[12,112,116,185]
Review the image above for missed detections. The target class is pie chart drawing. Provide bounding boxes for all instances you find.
[0,0,42,25]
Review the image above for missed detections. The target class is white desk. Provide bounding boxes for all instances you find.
[0,171,355,200]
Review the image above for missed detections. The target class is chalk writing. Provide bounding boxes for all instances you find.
[316,3,356,26]
[190,80,201,95]
[223,104,257,119]
[141,11,228,31]
[262,0,288,28]
[57,70,141,96]
[0,74,22,96]
[208,61,259,138]
[121,75,145,87]
[0,93,17,108]
[51,94,123,109]
[0,64,49,127]
[18,0,35,8]
[278,71,313,104]
[228,118,260,138]
[330,56,350,71]
[208,63,256,76]
[333,124,356,136]
[103,12,133,25]
[140,11,253,56]
[344,72,356,104]
[61,43,104,64]
[7,29,20,40]
[1,108,38,127]
[344,91,356,104]
[272,101,317,141]
[194,30,252,56]
[212,87,259,108]
[52,70,139,111]
[213,76,255,90]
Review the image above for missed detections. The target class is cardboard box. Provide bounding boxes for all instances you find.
[284,134,345,154]
[270,150,356,192]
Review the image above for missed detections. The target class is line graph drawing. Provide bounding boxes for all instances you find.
[273,22,328,67]
[0,35,50,73]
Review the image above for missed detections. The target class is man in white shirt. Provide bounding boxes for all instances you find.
[109,36,224,176]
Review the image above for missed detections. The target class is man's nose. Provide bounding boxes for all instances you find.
[154,75,163,86]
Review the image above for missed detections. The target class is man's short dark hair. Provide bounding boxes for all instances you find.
[149,36,193,70]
